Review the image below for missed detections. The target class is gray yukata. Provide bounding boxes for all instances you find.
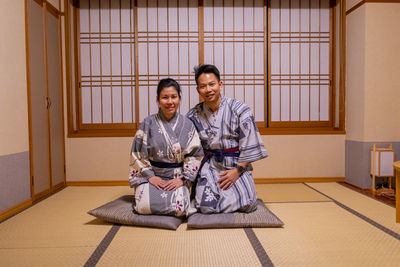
[129,110,203,217]
[187,96,268,213]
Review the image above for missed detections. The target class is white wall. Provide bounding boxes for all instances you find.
[345,5,366,142]
[0,0,29,156]
[65,135,345,181]
[0,0,31,213]
[364,3,400,142]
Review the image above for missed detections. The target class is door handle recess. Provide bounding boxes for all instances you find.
[46,97,52,109]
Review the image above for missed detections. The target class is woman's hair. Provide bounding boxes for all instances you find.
[157,78,181,99]
[193,64,221,85]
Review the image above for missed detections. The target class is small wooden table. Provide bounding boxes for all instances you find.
[394,161,400,223]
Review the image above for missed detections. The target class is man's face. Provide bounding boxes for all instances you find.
[196,73,223,104]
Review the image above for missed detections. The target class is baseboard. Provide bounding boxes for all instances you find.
[52,182,66,191]
[0,199,32,222]
[66,177,345,186]
[254,177,345,183]
[66,180,129,186]
[33,188,51,202]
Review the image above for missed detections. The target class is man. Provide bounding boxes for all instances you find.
[187,64,268,213]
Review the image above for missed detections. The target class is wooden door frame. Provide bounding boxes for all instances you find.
[25,0,66,201]
[46,2,67,191]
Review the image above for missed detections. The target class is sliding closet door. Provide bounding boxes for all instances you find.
[46,8,65,189]
[27,0,51,196]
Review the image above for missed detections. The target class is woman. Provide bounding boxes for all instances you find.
[129,78,203,217]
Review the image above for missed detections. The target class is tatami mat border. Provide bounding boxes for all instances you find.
[244,228,274,267]
[84,224,276,266]
[84,224,121,267]
[304,183,400,241]
[337,182,395,208]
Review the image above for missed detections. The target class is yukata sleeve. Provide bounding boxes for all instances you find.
[186,106,204,134]
[237,106,268,163]
[129,119,156,188]
[182,123,204,182]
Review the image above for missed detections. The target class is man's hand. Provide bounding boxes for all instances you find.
[163,178,184,191]
[217,169,241,190]
[148,176,167,190]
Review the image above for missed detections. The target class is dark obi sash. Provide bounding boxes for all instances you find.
[149,160,183,169]
[202,147,240,165]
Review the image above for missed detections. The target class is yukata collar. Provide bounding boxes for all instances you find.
[158,108,179,124]
[204,95,226,115]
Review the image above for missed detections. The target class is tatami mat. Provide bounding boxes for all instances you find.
[306,182,400,235]
[0,186,131,266]
[0,247,94,267]
[1,183,399,266]
[98,225,261,267]
[254,201,400,266]
[256,183,330,203]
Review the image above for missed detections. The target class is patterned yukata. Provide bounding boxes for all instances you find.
[129,110,203,217]
[187,96,268,213]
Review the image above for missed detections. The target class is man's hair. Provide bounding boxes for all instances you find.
[194,64,221,85]
[157,78,181,99]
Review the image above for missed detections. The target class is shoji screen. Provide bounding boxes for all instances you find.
[79,0,135,127]
[78,0,199,127]
[137,0,199,122]
[203,0,266,123]
[269,0,331,126]
[75,0,334,134]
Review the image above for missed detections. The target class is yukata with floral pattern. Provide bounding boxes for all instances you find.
[129,110,203,217]
[187,96,268,214]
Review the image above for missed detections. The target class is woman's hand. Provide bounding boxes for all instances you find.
[148,176,166,190]
[163,178,184,191]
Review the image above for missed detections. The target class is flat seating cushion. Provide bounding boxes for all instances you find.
[187,199,283,229]
[88,195,184,230]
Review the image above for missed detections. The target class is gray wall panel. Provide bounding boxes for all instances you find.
[345,140,400,189]
[0,151,31,213]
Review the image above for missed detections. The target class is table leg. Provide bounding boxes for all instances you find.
[397,169,400,223]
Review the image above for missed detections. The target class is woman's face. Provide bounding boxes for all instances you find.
[157,86,180,120]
